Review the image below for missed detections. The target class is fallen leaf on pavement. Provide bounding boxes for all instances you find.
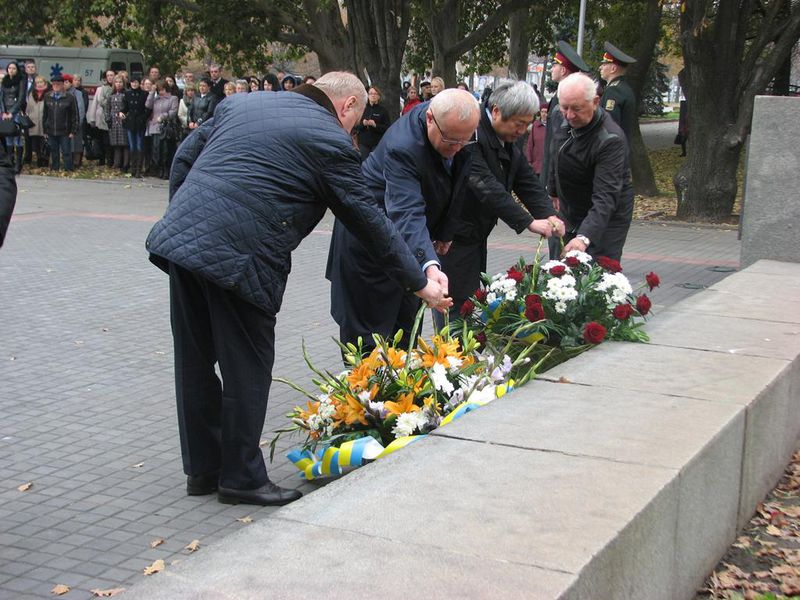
[131,462,144,469]
[185,539,200,553]
[149,538,164,548]
[236,516,253,524]
[766,524,783,537]
[51,584,70,595]
[17,482,32,492]
[91,588,126,597]
[143,559,165,575]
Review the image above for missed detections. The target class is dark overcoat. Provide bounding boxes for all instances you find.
[326,101,472,343]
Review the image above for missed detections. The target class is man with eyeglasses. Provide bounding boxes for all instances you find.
[327,88,480,353]
[438,81,566,320]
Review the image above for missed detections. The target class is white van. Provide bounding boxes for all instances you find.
[0,45,145,94]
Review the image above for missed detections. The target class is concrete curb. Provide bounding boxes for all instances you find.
[121,259,800,600]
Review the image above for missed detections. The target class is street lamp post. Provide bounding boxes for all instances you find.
[577,0,588,55]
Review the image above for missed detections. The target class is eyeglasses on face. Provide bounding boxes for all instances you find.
[430,112,477,146]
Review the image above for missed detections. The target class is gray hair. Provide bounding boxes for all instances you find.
[429,88,480,121]
[314,72,368,113]
[488,81,539,119]
[558,72,597,103]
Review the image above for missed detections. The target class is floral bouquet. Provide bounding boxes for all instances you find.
[272,309,545,479]
[454,247,660,370]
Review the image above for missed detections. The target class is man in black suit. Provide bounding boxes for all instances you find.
[327,88,480,351]
[439,82,565,316]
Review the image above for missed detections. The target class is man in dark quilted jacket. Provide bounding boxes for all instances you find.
[146,72,450,506]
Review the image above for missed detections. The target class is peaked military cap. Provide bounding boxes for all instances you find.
[601,42,637,65]
[553,40,591,74]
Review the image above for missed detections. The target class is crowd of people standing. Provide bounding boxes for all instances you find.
[0,62,322,177]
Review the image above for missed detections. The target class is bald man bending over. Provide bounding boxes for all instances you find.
[327,89,480,352]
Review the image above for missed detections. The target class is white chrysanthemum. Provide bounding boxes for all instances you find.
[542,260,565,271]
[506,288,517,301]
[486,292,497,304]
[430,362,455,395]
[392,412,420,437]
[564,250,592,264]
[446,355,463,372]
[554,300,568,313]
[594,272,633,304]
[560,274,577,287]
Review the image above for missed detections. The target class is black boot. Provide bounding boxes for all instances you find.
[15,147,23,175]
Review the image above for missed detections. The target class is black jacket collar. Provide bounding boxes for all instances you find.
[291,84,341,126]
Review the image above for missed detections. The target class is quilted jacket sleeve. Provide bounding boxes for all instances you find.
[169,119,214,201]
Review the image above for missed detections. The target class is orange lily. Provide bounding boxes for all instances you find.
[385,392,420,416]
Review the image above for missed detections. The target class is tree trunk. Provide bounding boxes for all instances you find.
[772,53,792,96]
[303,0,353,73]
[676,0,800,221]
[625,0,661,197]
[426,0,461,84]
[674,125,740,221]
[629,125,658,196]
[346,0,411,119]
[508,7,530,80]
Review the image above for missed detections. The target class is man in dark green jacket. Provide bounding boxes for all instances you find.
[599,41,637,144]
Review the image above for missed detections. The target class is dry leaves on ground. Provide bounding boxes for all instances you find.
[696,449,800,600]
[185,539,201,553]
[150,538,164,548]
[143,559,165,575]
[17,482,32,492]
[91,588,126,597]
[236,516,253,524]
[51,584,70,595]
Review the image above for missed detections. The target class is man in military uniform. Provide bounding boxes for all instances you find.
[599,42,637,144]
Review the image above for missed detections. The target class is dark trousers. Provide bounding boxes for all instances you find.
[168,262,276,490]
[47,136,73,171]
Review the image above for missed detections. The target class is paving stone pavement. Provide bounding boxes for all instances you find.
[0,175,741,599]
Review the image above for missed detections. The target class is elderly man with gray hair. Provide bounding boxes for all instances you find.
[146,72,450,507]
[549,72,633,261]
[328,88,480,352]
[439,81,566,318]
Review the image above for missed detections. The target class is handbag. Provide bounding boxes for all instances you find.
[0,118,20,137]
[16,114,35,130]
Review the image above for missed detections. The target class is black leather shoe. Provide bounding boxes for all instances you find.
[186,472,219,496]
[218,481,302,506]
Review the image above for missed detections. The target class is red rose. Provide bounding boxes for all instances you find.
[596,256,622,273]
[524,294,541,308]
[636,294,652,316]
[459,300,475,317]
[564,256,580,268]
[549,264,566,276]
[525,303,545,322]
[612,303,634,320]
[475,331,487,347]
[583,321,607,344]
[507,267,524,282]
[645,271,661,291]
[474,288,487,302]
